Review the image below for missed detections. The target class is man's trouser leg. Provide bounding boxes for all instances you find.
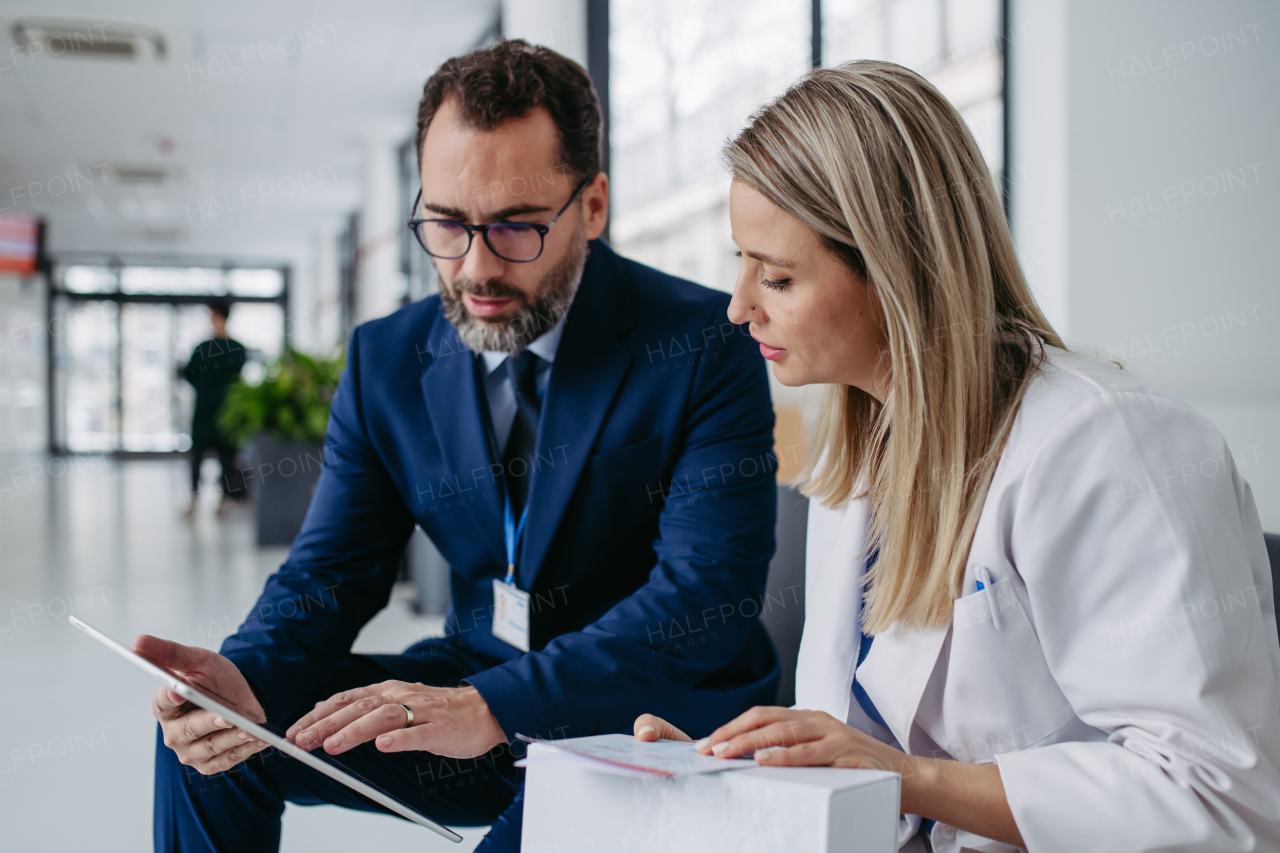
[214,441,245,498]
[189,441,209,495]
[153,651,521,852]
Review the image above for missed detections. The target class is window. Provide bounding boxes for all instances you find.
[609,0,1005,481]
[609,0,1005,293]
[610,0,811,292]
[824,0,1004,175]
[63,265,116,294]
[61,265,285,298]
[121,266,225,295]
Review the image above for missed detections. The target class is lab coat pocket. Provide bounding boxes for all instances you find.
[941,578,1076,763]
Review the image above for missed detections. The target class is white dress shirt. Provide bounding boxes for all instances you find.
[479,315,565,455]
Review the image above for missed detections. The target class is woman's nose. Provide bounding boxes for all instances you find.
[727,280,757,325]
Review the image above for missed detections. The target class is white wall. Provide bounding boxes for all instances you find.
[0,273,46,458]
[501,0,587,65]
[355,137,409,326]
[295,223,343,356]
[1011,0,1280,530]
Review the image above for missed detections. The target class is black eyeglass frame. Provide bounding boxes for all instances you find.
[407,175,592,263]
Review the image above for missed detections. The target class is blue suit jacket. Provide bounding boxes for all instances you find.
[222,240,780,740]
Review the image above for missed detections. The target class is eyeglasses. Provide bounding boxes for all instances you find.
[407,176,590,263]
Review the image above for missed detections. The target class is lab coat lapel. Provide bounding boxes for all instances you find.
[418,312,505,568]
[856,613,950,754]
[794,497,869,720]
[795,491,950,752]
[517,241,635,591]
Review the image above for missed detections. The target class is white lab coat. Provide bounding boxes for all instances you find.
[794,348,1280,852]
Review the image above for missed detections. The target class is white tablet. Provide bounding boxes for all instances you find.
[69,615,463,843]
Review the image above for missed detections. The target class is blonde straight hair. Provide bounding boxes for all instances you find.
[724,61,1063,633]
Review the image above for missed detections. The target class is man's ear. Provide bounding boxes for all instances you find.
[582,172,609,241]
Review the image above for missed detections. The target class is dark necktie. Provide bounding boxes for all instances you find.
[502,350,542,518]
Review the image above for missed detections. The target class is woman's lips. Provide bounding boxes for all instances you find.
[464,293,515,317]
[752,335,786,360]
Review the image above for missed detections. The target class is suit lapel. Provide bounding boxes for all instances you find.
[418,313,505,568]
[518,241,634,590]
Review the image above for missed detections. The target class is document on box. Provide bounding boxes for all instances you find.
[515,733,757,779]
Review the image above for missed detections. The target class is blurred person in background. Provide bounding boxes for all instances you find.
[181,297,247,518]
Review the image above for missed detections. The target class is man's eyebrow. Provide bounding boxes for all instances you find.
[743,250,797,270]
[419,200,553,222]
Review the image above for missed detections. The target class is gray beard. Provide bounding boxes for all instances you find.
[439,226,588,355]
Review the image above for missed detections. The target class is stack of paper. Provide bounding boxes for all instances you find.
[515,733,756,778]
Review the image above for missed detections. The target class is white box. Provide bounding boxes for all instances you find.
[521,743,900,853]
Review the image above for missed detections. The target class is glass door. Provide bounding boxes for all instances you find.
[121,303,178,451]
[62,300,118,452]
[52,261,287,454]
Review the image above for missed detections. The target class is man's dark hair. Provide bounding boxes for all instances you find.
[207,298,232,320]
[415,38,603,181]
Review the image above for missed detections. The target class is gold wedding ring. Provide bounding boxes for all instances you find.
[400,704,415,729]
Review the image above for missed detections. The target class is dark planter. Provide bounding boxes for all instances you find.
[247,435,325,546]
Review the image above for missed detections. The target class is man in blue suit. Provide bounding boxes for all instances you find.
[139,39,778,852]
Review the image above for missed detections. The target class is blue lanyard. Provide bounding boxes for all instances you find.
[475,354,532,587]
[503,491,528,586]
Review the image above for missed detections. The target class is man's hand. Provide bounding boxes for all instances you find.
[135,635,269,776]
[287,682,506,760]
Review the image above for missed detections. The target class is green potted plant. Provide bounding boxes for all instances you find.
[220,348,344,545]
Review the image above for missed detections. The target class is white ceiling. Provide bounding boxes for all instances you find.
[0,0,499,262]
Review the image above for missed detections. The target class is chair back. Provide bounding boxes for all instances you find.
[1265,533,1280,638]
[760,485,809,706]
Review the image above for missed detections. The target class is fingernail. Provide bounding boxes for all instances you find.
[297,731,314,747]
[755,748,775,761]
[377,735,392,749]
[638,725,656,736]
[694,737,710,751]
[214,717,228,728]
[711,741,730,755]
[324,734,342,750]
[237,730,250,740]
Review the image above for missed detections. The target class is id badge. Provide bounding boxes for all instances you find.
[492,578,531,652]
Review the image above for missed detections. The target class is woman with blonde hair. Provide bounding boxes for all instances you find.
[635,61,1280,851]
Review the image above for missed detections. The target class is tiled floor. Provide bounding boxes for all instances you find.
[0,454,488,851]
